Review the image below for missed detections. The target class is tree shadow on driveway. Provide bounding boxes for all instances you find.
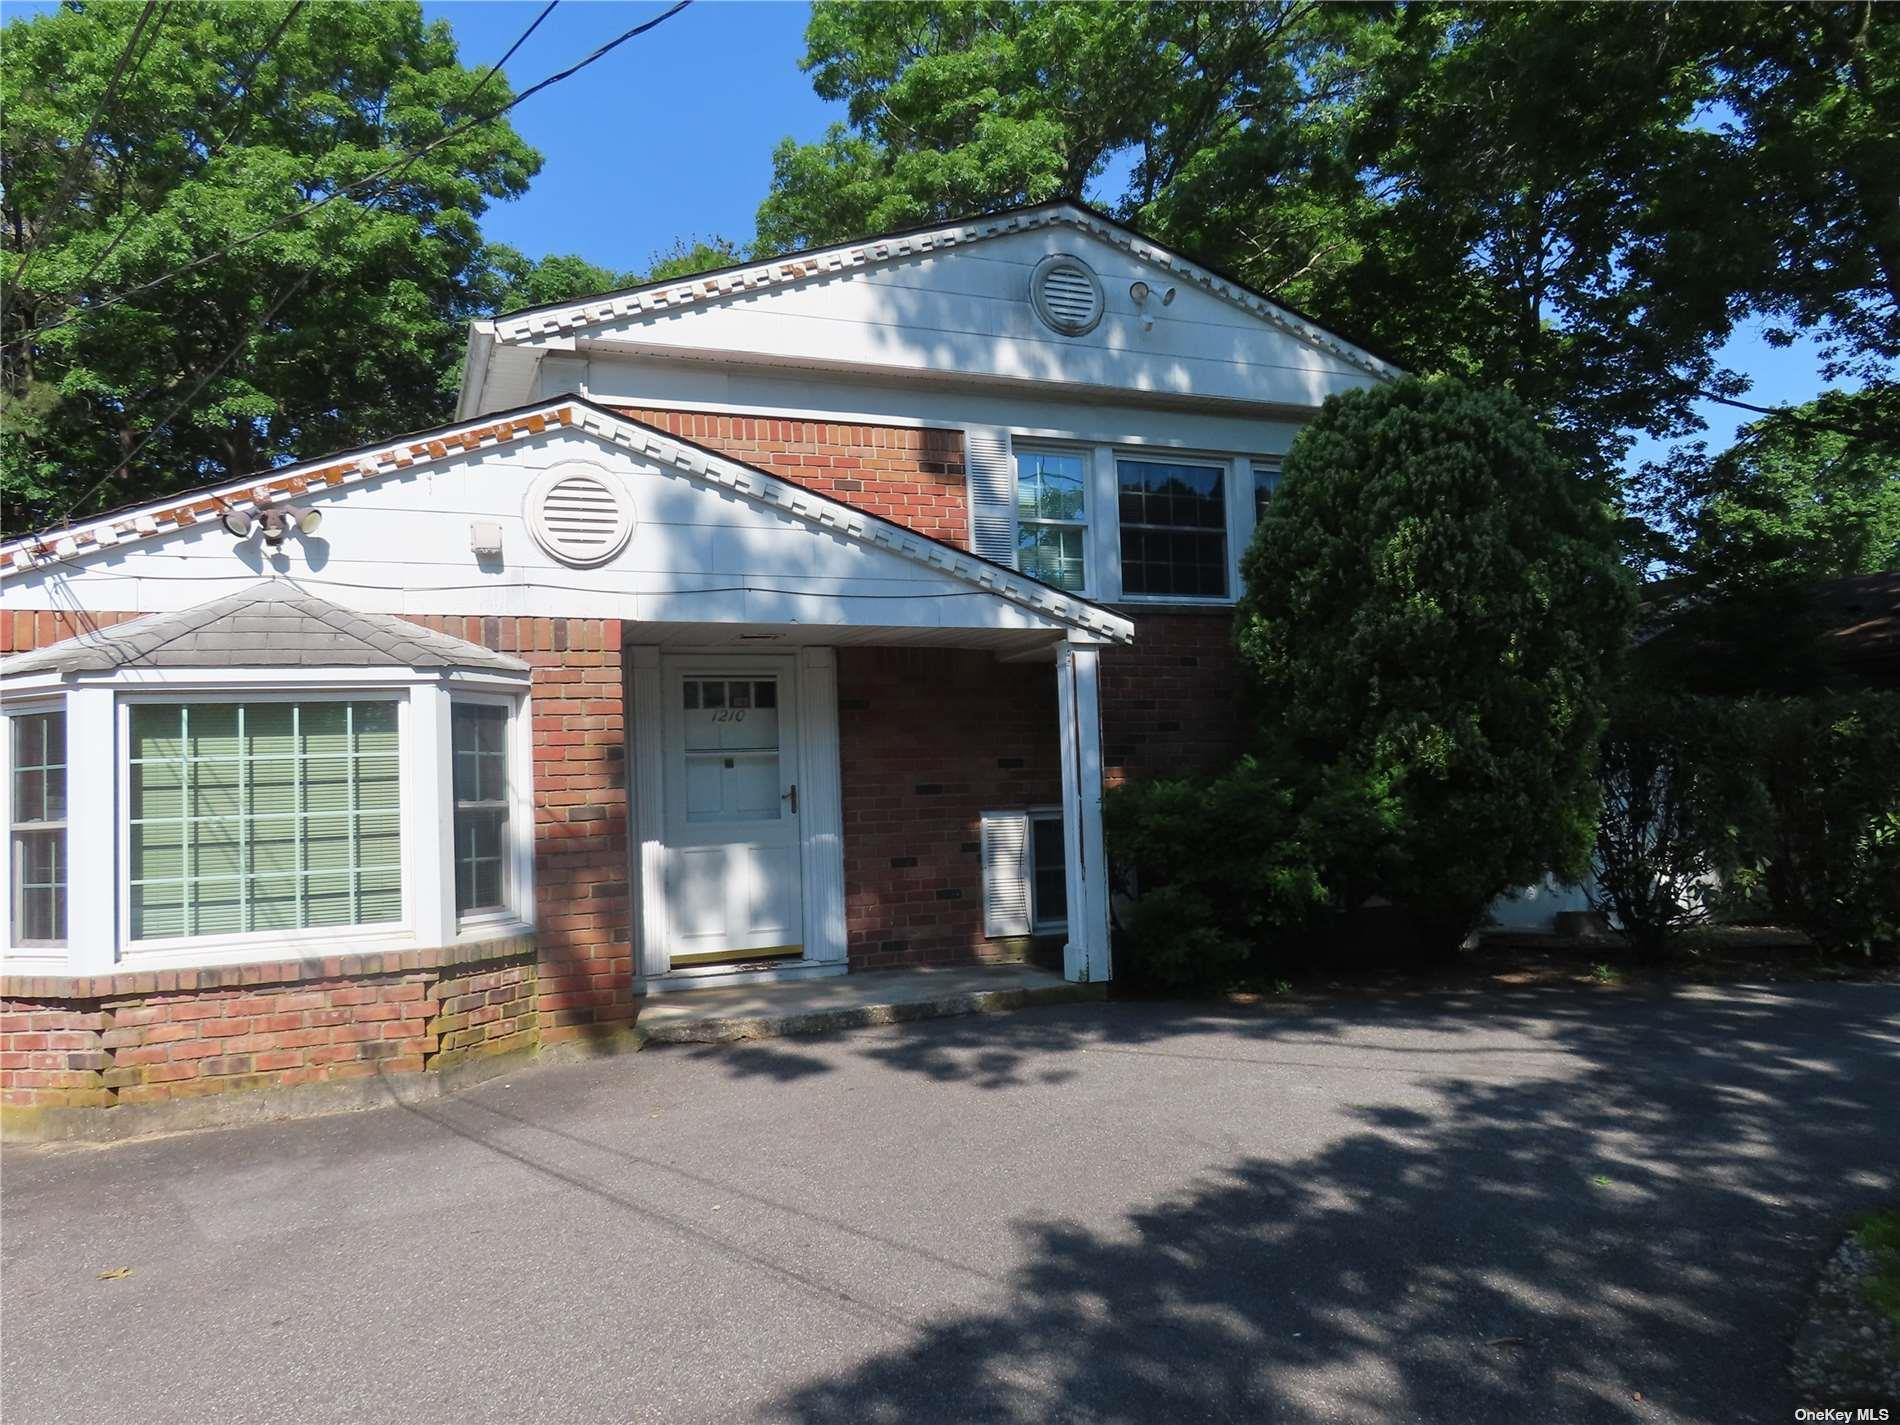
[764,984,1900,1425]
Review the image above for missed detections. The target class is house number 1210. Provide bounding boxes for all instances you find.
[710,710,748,723]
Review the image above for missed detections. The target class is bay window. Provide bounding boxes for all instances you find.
[9,709,67,945]
[126,700,402,941]
[1117,457,1230,599]
[1015,447,1088,592]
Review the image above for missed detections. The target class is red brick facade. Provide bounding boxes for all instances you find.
[615,407,969,548]
[836,647,1063,969]
[1099,609,1249,786]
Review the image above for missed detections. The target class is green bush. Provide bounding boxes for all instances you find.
[1237,375,1634,943]
[1103,757,1395,994]
[1725,693,1900,958]
[1589,695,1760,958]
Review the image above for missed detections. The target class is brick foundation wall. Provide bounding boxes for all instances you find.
[1099,608,1249,786]
[1,941,533,1113]
[615,407,969,548]
[836,647,1062,969]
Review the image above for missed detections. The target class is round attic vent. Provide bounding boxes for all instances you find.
[525,462,633,567]
[1030,253,1105,336]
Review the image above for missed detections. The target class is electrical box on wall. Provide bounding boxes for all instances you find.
[469,521,503,556]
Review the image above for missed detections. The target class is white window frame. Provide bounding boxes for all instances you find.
[115,688,419,968]
[2,694,70,970]
[1111,450,1245,606]
[1026,806,1068,934]
[0,668,535,978]
[980,804,1069,939]
[448,688,535,936]
[1012,442,1092,596]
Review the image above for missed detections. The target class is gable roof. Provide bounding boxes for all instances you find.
[0,398,1134,645]
[0,580,530,679]
[480,200,1402,382]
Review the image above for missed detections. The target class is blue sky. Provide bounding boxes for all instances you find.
[11,0,1835,464]
[433,0,1823,466]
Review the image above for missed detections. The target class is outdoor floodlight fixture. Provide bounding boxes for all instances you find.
[218,506,255,539]
[1129,280,1151,305]
[258,504,322,545]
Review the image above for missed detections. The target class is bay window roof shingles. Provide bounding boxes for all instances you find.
[1,581,528,679]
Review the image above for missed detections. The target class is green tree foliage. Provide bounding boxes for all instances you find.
[1684,393,1900,587]
[1236,376,1634,940]
[1,0,541,528]
[1629,390,1900,694]
[759,2,1897,484]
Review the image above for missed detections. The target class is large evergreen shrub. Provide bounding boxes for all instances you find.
[1236,376,1634,945]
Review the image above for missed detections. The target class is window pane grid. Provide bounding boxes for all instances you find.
[1117,458,1230,598]
[452,703,511,916]
[10,711,67,943]
[128,702,401,940]
[1016,449,1088,592]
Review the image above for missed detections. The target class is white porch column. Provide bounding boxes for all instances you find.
[627,645,669,984]
[796,647,848,966]
[1055,642,1111,983]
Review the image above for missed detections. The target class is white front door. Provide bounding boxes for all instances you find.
[660,656,804,969]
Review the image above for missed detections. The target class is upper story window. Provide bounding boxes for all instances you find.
[1253,462,1281,523]
[1015,448,1088,592]
[1117,457,1230,599]
[9,709,67,945]
[127,700,403,941]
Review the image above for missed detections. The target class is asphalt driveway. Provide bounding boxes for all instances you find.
[4,983,1898,1424]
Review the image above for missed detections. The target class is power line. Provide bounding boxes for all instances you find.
[31,0,599,537]
[71,1,309,297]
[44,269,317,531]
[7,0,164,290]
[7,0,691,351]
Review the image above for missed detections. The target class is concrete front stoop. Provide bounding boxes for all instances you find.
[633,965,1101,1045]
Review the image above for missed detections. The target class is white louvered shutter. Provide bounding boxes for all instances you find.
[980,809,1033,938]
[964,427,1018,568]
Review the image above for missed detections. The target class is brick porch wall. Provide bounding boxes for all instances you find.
[614,406,969,548]
[836,647,1062,969]
[1098,608,1249,786]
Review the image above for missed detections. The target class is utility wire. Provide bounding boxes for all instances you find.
[7,0,690,351]
[32,0,601,536]
[41,269,317,532]
[70,0,309,296]
[7,0,164,290]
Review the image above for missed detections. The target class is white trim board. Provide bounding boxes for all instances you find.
[2,401,1133,647]
[480,203,1399,381]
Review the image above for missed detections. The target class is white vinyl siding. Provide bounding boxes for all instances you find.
[980,806,1068,938]
[126,700,402,941]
